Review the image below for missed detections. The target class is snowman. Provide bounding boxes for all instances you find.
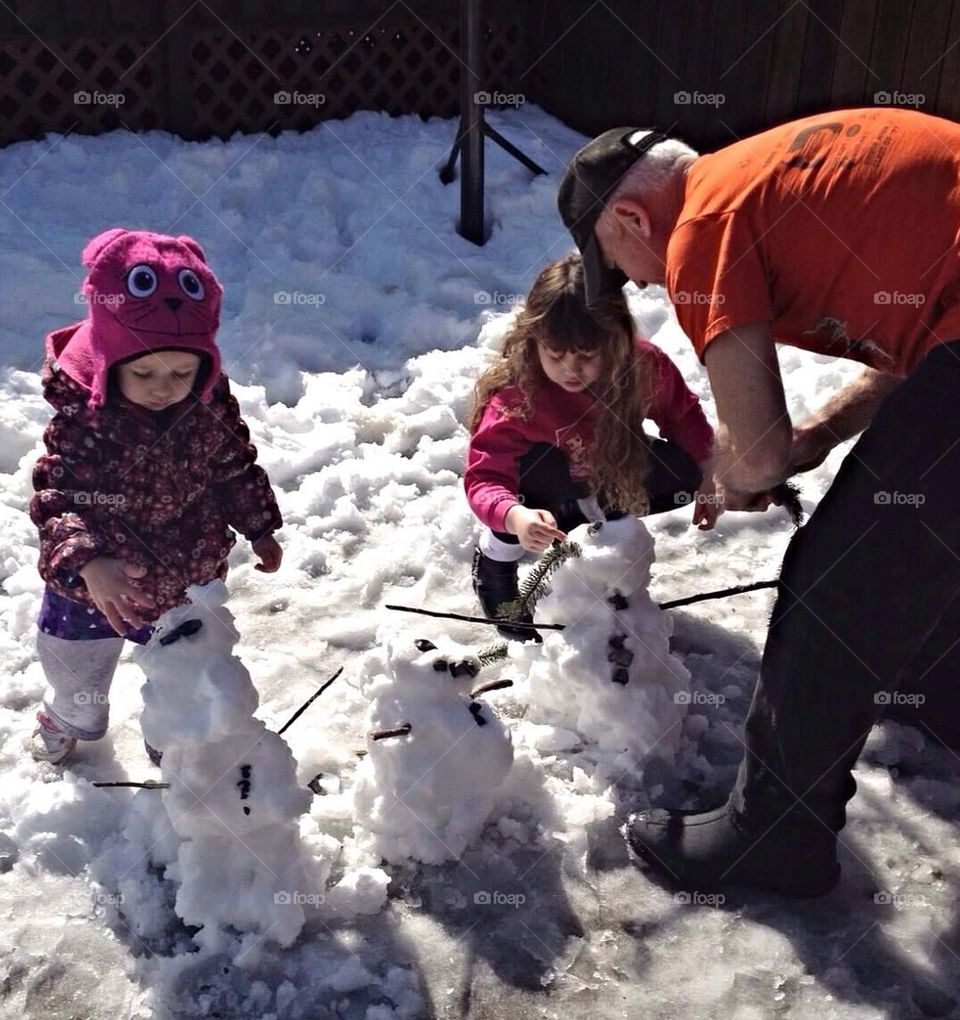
[353,628,514,865]
[514,516,690,773]
[133,581,319,952]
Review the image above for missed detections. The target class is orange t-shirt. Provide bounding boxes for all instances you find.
[666,108,960,376]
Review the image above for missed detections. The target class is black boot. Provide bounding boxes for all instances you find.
[471,547,539,642]
[625,802,840,898]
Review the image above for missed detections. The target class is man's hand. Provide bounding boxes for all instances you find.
[504,504,567,553]
[252,534,282,572]
[788,423,832,475]
[78,557,155,633]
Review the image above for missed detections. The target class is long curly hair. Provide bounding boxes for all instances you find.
[469,252,655,515]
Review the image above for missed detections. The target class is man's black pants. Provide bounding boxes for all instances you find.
[731,340,960,832]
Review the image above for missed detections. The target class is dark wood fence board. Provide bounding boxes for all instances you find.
[830,0,879,107]
[797,0,845,117]
[764,0,811,125]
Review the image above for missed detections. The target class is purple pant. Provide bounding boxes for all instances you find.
[38,587,152,644]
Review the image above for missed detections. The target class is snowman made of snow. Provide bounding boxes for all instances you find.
[353,629,514,865]
[516,516,691,769]
[132,580,318,952]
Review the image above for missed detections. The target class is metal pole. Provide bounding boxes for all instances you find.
[459,0,485,244]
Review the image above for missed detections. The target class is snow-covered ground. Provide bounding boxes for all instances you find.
[1,107,959,1020]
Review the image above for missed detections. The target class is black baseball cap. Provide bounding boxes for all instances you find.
[558,127,668,307]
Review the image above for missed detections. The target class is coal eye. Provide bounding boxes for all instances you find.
[178,268,204,301]
[127,264,157,298]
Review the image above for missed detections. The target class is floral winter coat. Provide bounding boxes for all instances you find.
[30,362,282,622]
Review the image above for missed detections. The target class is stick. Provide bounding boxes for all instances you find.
[93,780,170,789]
[277,666,344,735]
[384,604,564,630]
[470,678,514,698]
[658,579,778,611]
[370,724,412,741]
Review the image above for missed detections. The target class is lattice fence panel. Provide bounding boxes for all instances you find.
[0,34,163,146]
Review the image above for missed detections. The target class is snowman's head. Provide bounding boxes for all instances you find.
[559,517,655,600]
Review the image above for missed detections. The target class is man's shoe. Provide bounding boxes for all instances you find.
[471,547,540,642]
[30,711,77,765]
[624,802,840,898]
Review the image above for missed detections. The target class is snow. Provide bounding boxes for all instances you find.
[0,106,957,1019]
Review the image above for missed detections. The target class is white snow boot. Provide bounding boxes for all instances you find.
[29,711,78,765]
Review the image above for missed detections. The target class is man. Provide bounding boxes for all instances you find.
[558,108,960,896]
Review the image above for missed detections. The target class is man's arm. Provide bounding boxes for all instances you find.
[789,367,901,473]
[702,321,793,493]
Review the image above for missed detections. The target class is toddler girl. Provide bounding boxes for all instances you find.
[29,227,282,764]
[465,252,716,637]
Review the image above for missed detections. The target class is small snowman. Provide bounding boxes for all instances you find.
[133,581,319,952]
[515,517,690,771]
[353,627,514,865]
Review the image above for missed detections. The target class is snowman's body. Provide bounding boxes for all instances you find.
[519,517,690,768]
[353,630,514,865]
[133,581,316,952]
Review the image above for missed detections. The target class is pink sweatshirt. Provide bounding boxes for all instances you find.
[465,337,715,531]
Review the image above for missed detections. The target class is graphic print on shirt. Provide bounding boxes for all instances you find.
[555,425,590,479]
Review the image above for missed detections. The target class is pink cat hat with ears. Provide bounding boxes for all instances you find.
[52,227,224,408]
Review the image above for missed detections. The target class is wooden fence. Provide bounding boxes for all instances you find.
[0,0,958,150]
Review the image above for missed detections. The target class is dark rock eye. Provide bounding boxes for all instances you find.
[127,264,157,298]
[415,639,436,652]
[178,268,204,300]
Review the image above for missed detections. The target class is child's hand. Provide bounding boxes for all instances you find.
[78,557,155,634]
[252,534,282,572]
[505,505,566,553]
[691,473,722,530]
